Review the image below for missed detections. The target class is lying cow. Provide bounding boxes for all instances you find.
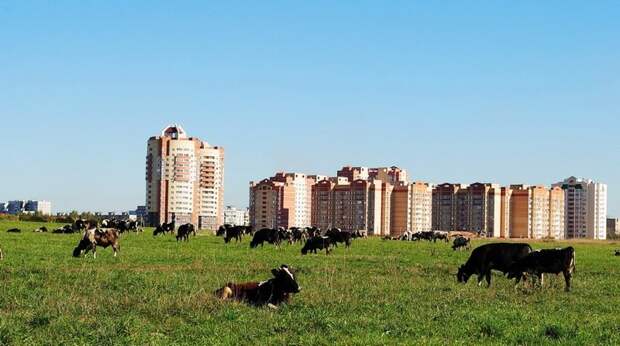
[72,228,120,258]
[176,223,195,242]
[457,243,532,287]
[507,247,576,291]
[7,228,21,233]
[250,228,280,248]
[33,226,48,233]
[452,236,470,251]
[301,236,332,255]
[215,264,301,308]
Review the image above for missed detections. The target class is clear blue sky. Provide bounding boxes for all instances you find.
[1,1,618,216]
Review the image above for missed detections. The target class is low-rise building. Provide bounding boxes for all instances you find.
[607,218,620,239]
[223,206,249,226]
[7,200,25,215]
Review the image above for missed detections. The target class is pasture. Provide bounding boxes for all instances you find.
[1,220,620,345]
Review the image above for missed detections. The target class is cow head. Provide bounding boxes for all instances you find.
[271,265,301,293]
[456,265,472,283]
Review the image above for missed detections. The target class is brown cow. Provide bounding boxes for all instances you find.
[215,265,301,309]
[72,228,120,258]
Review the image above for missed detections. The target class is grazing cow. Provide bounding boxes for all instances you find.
[176,223,195,242]
[301,236,332,255]
[72,228,120,258]
[325,228,352,248]
[33,226,48,233]
[305,227,320,238]
[290,227,308,244]
[507,247,576,291]
[72,219,89,232]
[457,243,533,287]
[215,264,301,308]
[433,231,449,243]
[452,236,471,251]
[250,228,280,248]
[216,224,230,236]
[153,221,175,236]
[224,226,244,243]
[7,228,21,233]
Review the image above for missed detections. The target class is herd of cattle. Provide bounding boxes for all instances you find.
[216,224,366,255]
[2,220,619,308]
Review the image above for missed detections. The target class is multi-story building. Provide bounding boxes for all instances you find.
[432,183,500,236]
[223,206,249,226]
[0,202,6,213]
[553,177,607,239]
[508,185,565,239]
[24,200,52,215]
[249,173,317,230]
[7,200,25,215]
[498,187,512,238]
[390,181,433,237]
[432,183,463,231]
[145,125,224,230]
[607,218,619,239]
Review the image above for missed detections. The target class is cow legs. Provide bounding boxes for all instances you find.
[92,244,97,259]
[539,273,544,287]
[563,270,572,292]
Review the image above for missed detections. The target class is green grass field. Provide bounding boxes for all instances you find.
[1,220,619,345]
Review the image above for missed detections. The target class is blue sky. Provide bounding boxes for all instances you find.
[1,1,618,215]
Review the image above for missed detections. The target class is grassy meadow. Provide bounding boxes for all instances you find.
[1,220,620,345]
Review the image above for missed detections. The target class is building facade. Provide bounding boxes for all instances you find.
[553,177,607,239]
[249,173,317,230]
[607,218,619,239]
[25,200,52,215]
[145,125,224,230]
[223,206,249,226]
[508,185,565,239]
[7,200,25,215]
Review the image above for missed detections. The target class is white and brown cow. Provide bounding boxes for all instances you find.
[72,228,120,258]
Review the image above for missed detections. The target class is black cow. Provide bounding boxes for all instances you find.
[507,247,576,291]
[325,228,352,248]
[176,223,195,242]
[7,228,21,233]
[452,236,471,251]
[457,243,533,287]
[215,264,301,308]
[153,221,175,236]
[224,226,244,243]
[615,250,620,257]
[301,236,332,255]
[290,227,308,244]
[250,228,280,248]
[305,227,320,238]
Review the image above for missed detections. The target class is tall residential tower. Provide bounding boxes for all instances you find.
[145,125,224,230]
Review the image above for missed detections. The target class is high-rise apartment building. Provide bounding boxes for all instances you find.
[432,183,500,236]
[553,177,607,239]
[223,206,249,226]
[390,181,433,237]
[607,218,619,239]
[249,173,317,230]
[508,185,565,239]
[145,125,224,229]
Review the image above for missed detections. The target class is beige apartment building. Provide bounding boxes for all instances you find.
[145,125,224,229]
[508,185,565,239]
[390,181,433,237]
[249,172,317,230]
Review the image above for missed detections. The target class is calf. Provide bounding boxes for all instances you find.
[452,236,470,251]
[301,236,332,255]
[457,243,532,287]
[507,247,576,291]
[250,228,280,248]
[176,223,195,242]
[215,264,301,308]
